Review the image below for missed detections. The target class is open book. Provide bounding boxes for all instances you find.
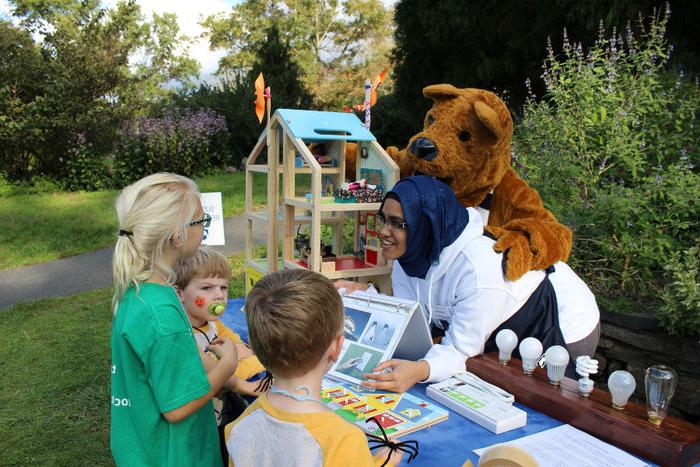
[321,291,448,438]
[328,291,433,384]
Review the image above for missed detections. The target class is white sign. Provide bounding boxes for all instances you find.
[200,192,225,246]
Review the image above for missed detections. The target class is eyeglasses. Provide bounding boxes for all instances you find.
[376,211,407,230]
[189,212,212,228]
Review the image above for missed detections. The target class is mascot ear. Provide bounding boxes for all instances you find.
[423,84,461,101]
[473,100,507,141]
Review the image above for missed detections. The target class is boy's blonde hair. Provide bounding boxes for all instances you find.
[112,173,200,312]
[174,246,231,290]
[245,269,344,378]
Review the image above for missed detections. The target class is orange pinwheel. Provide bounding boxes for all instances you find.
[254,72,265,124]
[349,67,388,111]
[369,67,388,107]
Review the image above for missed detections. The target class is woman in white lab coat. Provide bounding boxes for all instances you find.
[336,176,600,392]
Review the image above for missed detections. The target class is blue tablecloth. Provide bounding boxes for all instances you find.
[221,298,651,466]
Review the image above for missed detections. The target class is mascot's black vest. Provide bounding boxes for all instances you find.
[483,265,567,355]
[431,265,570,370]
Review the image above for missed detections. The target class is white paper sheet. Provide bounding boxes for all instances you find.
[200,192,224,245]
[473,424,650,467]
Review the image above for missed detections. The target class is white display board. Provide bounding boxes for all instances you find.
[200,192,225,246]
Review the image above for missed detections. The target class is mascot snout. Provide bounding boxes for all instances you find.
[409,137,438,161]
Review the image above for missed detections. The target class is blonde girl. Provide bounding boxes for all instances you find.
[110,173,237,467]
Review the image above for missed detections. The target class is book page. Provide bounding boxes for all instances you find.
[330,295,414,384]
[473,424,650,466]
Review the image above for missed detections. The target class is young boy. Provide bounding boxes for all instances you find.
[174,247,267,463]
[225,269,401,466]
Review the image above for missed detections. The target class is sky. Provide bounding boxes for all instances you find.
[0,0,238,80]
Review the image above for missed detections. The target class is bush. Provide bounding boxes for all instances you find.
[113,108,231,184]
[512,8,700,336]
[63,134,111,191]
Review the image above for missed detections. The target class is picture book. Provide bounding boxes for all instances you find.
[321,377,449,439]
[329,291,432,385]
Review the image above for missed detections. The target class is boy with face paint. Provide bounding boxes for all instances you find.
[174,247,268,465]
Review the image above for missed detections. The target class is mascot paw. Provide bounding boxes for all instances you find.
[494,231,533,281]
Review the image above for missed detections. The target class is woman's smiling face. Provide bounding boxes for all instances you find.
[378,198,408,260]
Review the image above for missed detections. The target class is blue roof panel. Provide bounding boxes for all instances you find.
[275,109,375,142]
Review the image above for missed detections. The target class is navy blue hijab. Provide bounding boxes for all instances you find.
[381,176,469,279]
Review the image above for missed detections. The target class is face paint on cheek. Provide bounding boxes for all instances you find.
[194,296,206,307]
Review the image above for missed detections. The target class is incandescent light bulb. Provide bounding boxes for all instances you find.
[608,370,636,410]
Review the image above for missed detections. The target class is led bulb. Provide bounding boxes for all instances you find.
[495,329,518,365]
[518,337,543,376]
[608,370,636,410]
[544,345,570,386]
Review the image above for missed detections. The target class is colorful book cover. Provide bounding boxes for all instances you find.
[321,378,448,439]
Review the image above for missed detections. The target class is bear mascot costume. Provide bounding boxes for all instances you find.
[387,84,572,280]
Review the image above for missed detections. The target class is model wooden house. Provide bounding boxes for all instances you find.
[244,109,399,293]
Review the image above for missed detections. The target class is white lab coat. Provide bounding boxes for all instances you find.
[391,207,600,383]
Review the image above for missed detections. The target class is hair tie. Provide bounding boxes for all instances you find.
[118,229,133,237]
[366,416,419,466]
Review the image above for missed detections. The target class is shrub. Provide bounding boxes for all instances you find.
[62,134,111,191]
[113,108,231,184]
[512,7,700,336]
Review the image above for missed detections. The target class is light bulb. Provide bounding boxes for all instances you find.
[544,345,570,386]
[645,365,677,426]
[575,355,598,397]
[518,337,543,376]
[608,370,636,410]
[495,329,518,365]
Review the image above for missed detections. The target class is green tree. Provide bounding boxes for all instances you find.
[0,0,199,185]
[201,0,393,109]
[388,0,700,145]
[179,24,313,167]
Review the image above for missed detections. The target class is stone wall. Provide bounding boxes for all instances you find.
[594,311,700,425]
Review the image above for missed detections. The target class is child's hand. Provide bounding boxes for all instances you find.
[229,378,263,397]
[374,447,403,466]
[207,337,238,367]
[235,342,254,360]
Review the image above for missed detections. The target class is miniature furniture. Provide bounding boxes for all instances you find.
[245,109,399,292]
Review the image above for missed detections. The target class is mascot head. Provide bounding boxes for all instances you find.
[406,84,513,206]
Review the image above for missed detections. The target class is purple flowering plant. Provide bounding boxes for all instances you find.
[114,108,230,183]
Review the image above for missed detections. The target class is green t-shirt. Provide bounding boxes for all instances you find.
[110,283,221,467]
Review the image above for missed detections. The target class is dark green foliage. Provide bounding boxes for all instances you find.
[250,26,313,111]
[513,11,700,336]
[0,1,199,189]
[385,0,700,146]
[178,25,312,168]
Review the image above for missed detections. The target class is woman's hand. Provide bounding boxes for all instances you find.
[362,359,430,393]
[334,280,369,294]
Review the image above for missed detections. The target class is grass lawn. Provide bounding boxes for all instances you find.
[0,171,268,270]
[0,253,249,465]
